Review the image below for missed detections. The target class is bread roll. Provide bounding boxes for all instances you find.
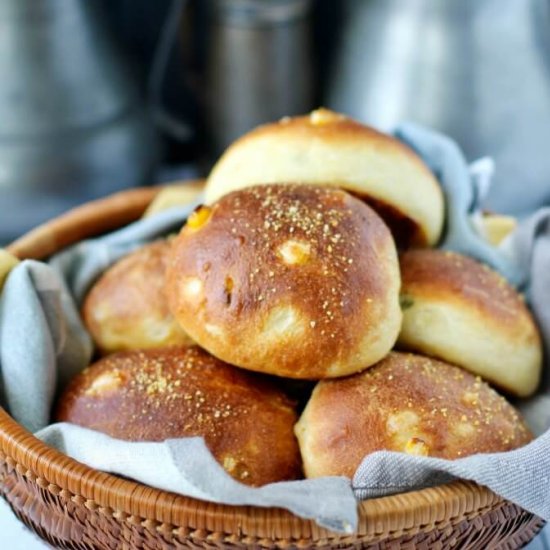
[143,179,205,218]
[166,184,402,379]
[82,240,194,354]
[295,352,532,479]
[205,108,444,247]
[472,212,517,246]
[0,249,19,291]
[56,347,302,486]
[398,249,542,397]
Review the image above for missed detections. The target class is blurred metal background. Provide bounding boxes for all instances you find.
[2,0,550,242]
[327,0,550,216]
[0,0,158,243]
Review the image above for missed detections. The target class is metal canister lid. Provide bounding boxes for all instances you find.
[211,0,312,26]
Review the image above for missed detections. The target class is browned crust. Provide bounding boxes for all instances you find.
[55,347,302,486]
[82,240,193,354]
[239,112,434,181]
[166,184,401,379]
[399,249,541,341]
[298,352,533,479]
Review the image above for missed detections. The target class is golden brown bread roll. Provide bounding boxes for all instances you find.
[166,184,402,379]
[82,240,194,354]
[295,352,533,479]
[398,249,542,397]
[205,108,444,247]
[56,347,302,486]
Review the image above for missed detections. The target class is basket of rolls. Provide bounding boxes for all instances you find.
[0,109,548,549]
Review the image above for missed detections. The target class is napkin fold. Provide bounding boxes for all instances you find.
[38,423,356,533]
[1,123,549,533]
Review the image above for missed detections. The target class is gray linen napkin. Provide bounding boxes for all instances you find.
[38,423,356,533]
[1,123,549,534]
[0,261,92,433]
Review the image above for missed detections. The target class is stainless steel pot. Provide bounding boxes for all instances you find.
[0,0,159,242]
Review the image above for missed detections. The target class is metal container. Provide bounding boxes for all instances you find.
[327,0,550,215]
[205,0,313,157]
[0,0,159,243]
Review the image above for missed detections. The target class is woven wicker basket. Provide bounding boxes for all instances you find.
[1,187,545,549]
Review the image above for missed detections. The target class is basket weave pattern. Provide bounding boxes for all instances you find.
[0,187,545,549]
[1,453,543,550]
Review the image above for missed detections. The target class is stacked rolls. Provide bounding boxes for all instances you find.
[205,108,444,248]
[57,109,542,485]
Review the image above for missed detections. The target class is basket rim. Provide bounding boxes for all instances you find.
[0,184,517,542]
[0,406,502,541]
